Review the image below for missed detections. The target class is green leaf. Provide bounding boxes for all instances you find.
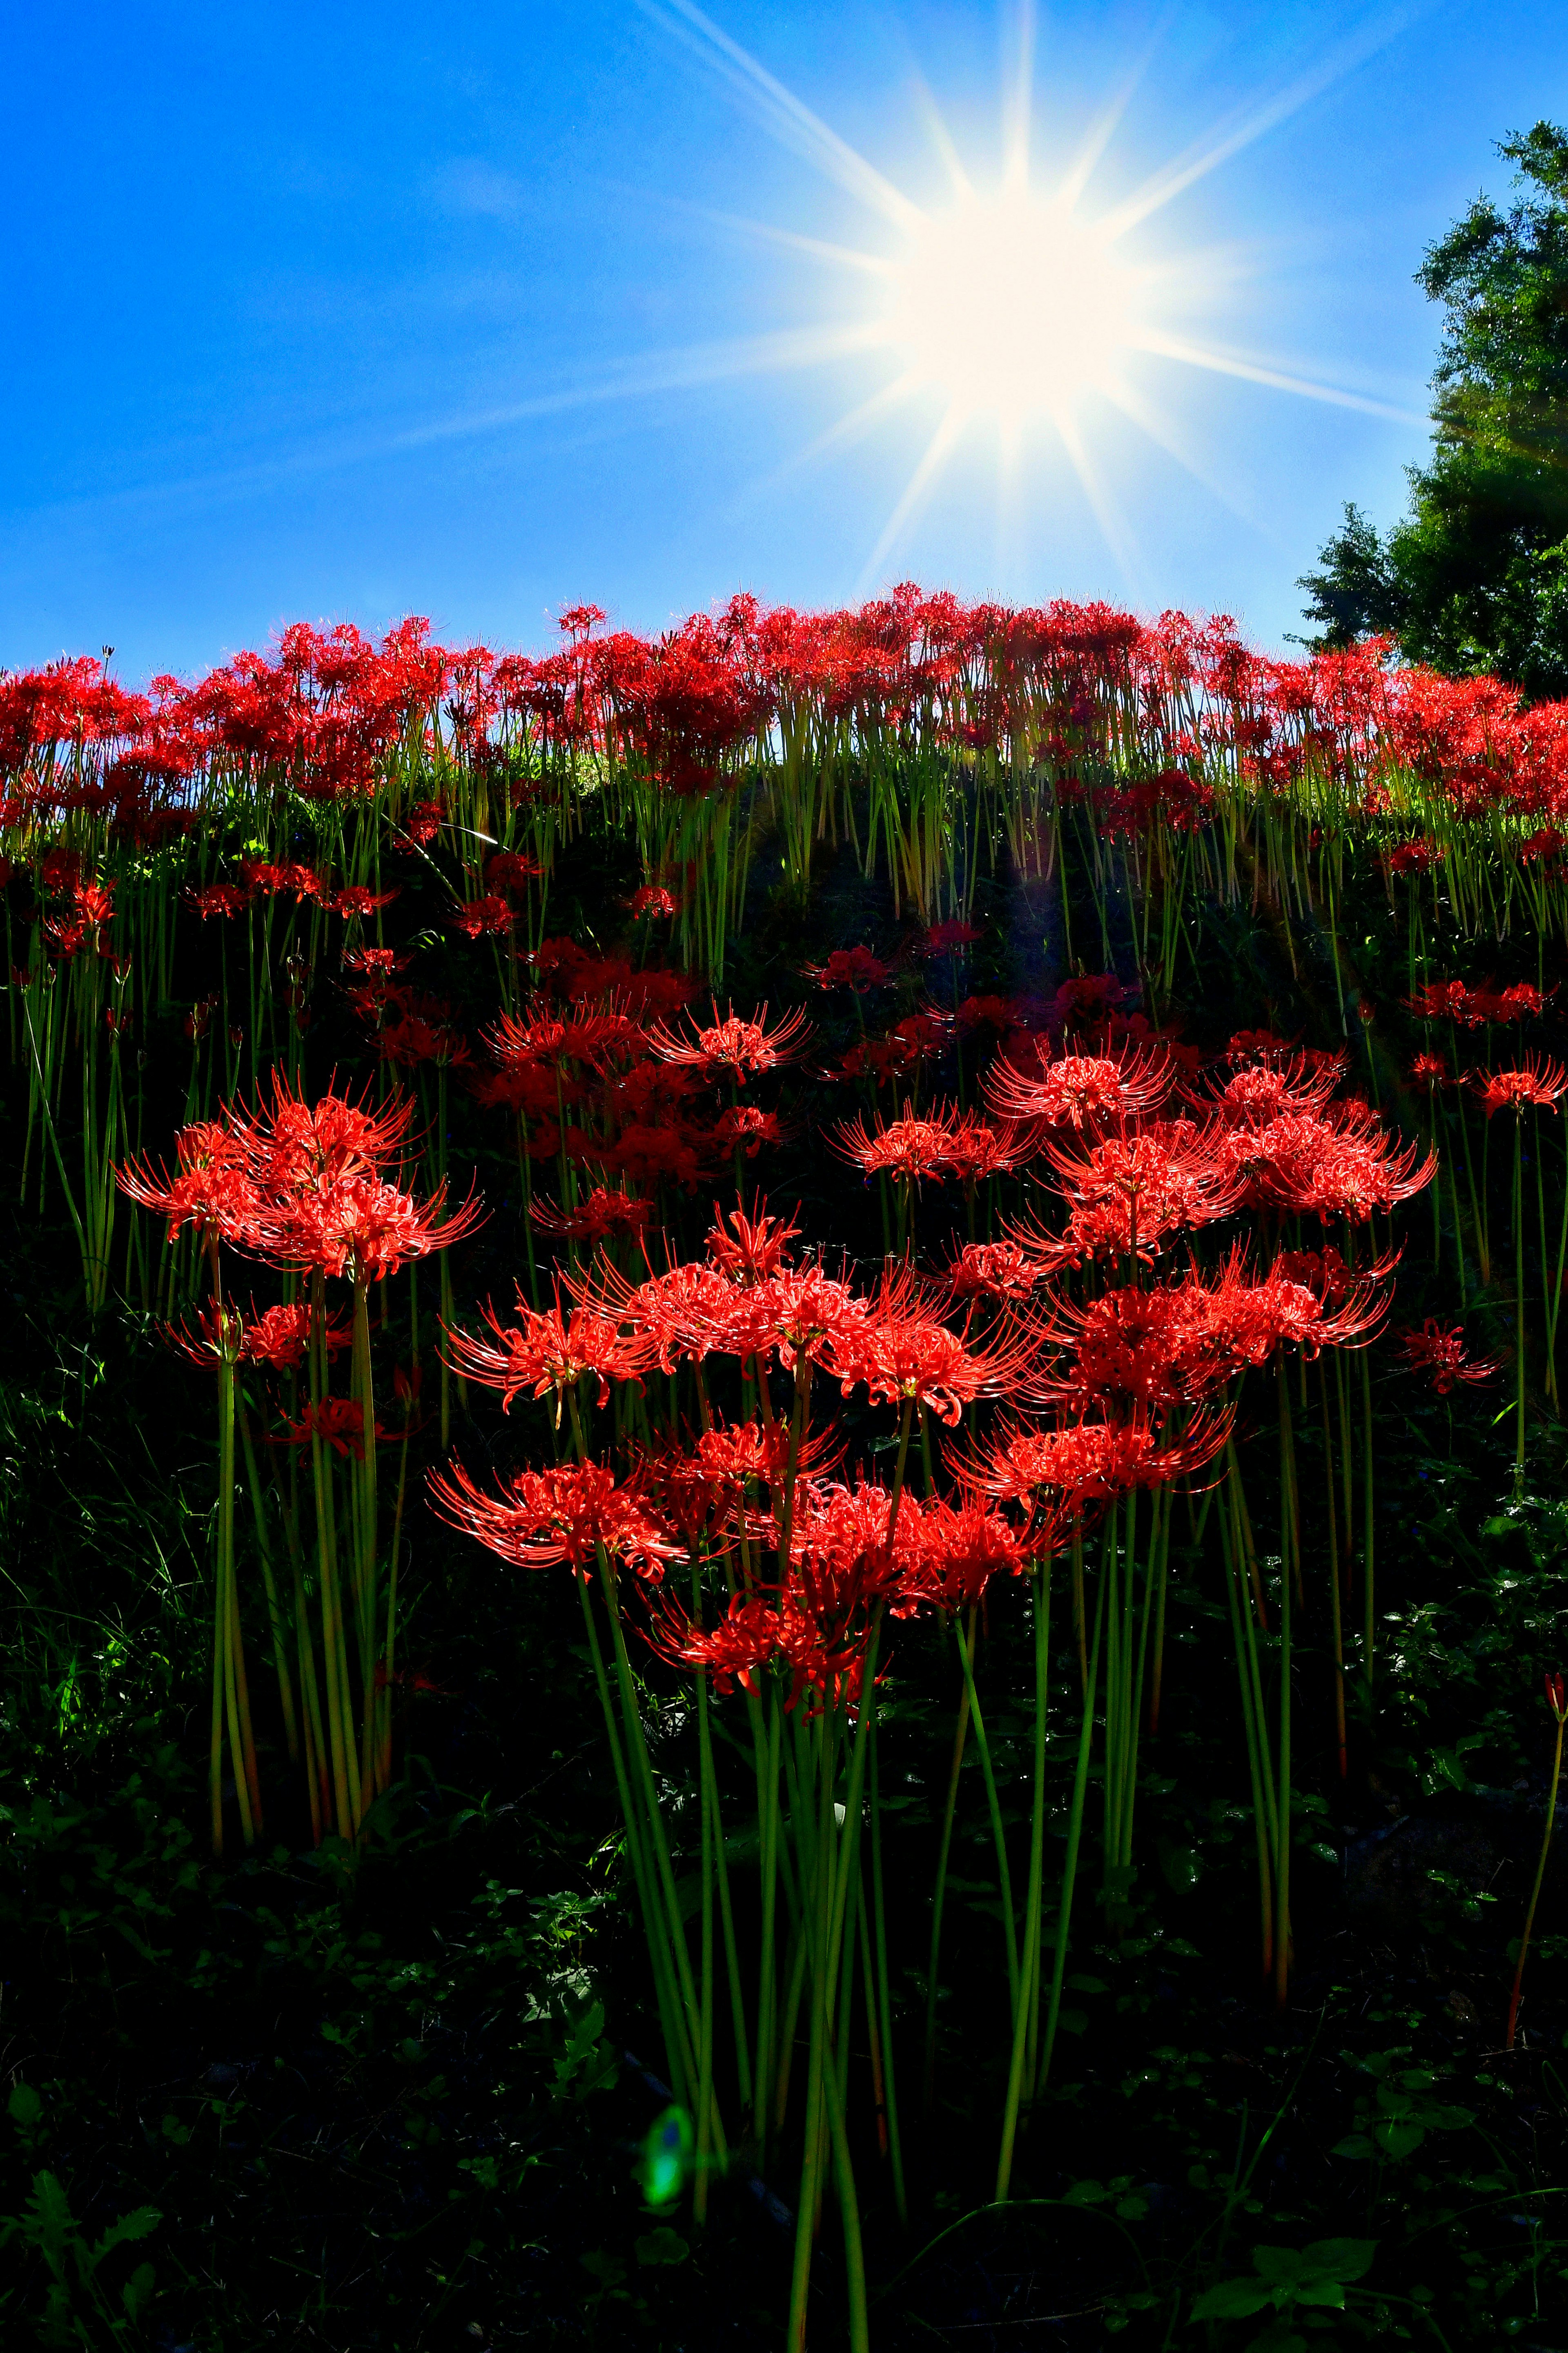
[1191,2277,1276,2320]
[122,2261,156,2321]
[634,2226,689,2266]
[90,2206,160,2267]
[1252,2248,1308,2284]
[7,2084,42,2130]
[579,2249,626,2289]
[1374,2118,1426,2159]
[1331,2134,1374,2159]
[1292,2277,1347,2308]
[1062,2178,1107,2205]
[1303,2239,1377,2282]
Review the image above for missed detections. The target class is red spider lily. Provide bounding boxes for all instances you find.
[1405,980,1476,1024]
[984,1042,1172,1128]
[715,1105,788,1159]
[1036,1252,1387,1413]
[429,1457,680,1581]
[823,1277,1038,1426]
[1397,1319,1502,1393]
[238,1300,352,1368]
[1217,1105,1435,1220]
[331,884,401,918]
[449,895,514,938]
[582,1258,744,1373]
[378,1009,470,1070]
[485,851,543,893]
[1409,1052,1447,1087]
[646,1000,813,1080]
[909,1496,1029,1610]
[704,1199,801,1283]
[1185,1051,1346,1125]
[1470,1056,1568,1117]
[228,1074,418,1190]
[834,1101,962,1185]
[1385,838,1444,876]
[804,946,894,991]
[628,883,677,919]
[251,1170,484,1283]
[649,1590,795,1698]
[243,859,322,902]
[1021,1120,1244,1268]
[185,882,249,920]
[118,1120,260,1248]
[275,1396,381,1460]
[405,801,443,844]
[445,1288,654,1415]
[529,1186,653,1242]
[937,1112,1030,1187]
[947,1240,1046,1304]
[915,918,981,957]
[961,1405,1233,1515]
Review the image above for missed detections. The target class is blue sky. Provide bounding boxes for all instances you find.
[4,0,1564,677]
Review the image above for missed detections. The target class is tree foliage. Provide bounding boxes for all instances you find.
[1300,123,1568,699]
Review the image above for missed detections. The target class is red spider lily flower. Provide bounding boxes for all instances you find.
[165,1300,247,1366]
[628,883,677,919]
[378,1010,470,1070]
[1385,839,1444,876]
[1274,1245,1359,1307]
[1185,1052,1346,1126]
[909,1496,1029,1610]
[405,801,443,844]
[1546,1671,1567,1722]
[1405,980,1476,1024]
[1217,1106,1434,1220]
[445,1288,653,1416]
[486,851,543,894]
[1022,1121,1244,1268]
[937,1111,1030,1186]
[1033,1254,1383,1413]
[252,1170,484,1283]
[1409,1052,1447,1087]
[430,1458,680,1582]
[714,1105,787,1159]
[646,1000,813,1080]
[834,1101,962,1185]
[804,946,893,991]
[118,1120,260,1248]
[961,1405,1232,1515]
[984,1042,1172,1128]
[789,1475,928,1634]
[449,895,514,938]
[346,946,410,976]
[823,1282,1037,1426]
[186,882,250,920]
[649,1590,792,1697]
[243,860,323,902]
[331,885,401,918]
[914,918,981,957]
[528,1186,653,1242]
[581,1259,743,1373]
[947,1240,1046,1304]
[229,1074,420,1191]
[1397,1319,1502,1393]
[1470,1057,1568,1117]
[704,1199,801,1283]
[275,1395,381,1460]
[238,1299,352,1369]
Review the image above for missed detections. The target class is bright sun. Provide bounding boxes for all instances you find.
[883,192,1138,431]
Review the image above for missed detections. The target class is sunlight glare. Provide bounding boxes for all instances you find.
[882,191,1138,430]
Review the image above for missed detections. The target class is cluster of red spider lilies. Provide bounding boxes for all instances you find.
[11,588,1568,2353]
[115,997,1533,2353]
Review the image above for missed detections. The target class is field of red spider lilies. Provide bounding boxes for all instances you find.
[4,589,1568,2351]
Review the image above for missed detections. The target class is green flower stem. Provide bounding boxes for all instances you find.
[996,1552,1051,2201]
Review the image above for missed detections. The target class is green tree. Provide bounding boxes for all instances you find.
[1299,122,1568,699]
